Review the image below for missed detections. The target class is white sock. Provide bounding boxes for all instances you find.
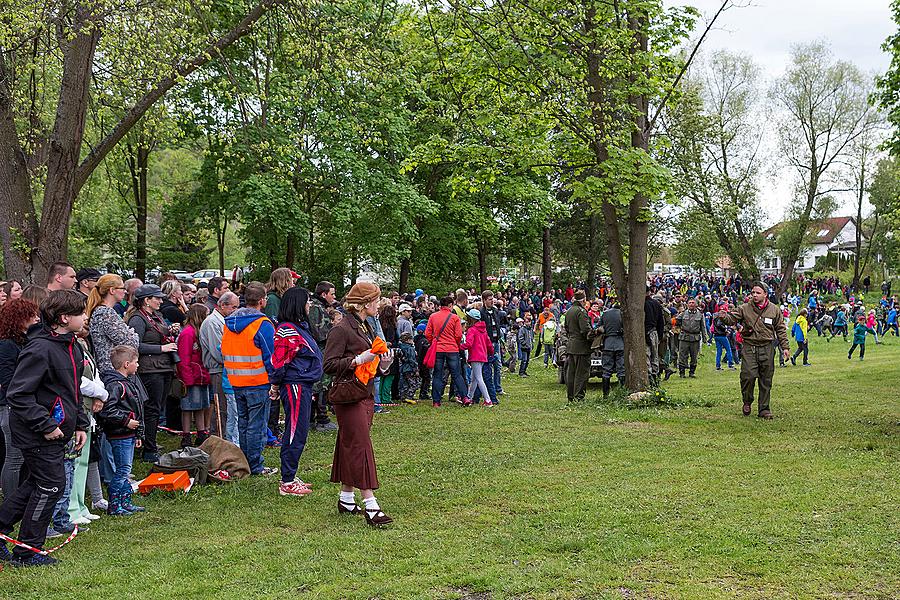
[363,496,380,512]
[340,491,356,505]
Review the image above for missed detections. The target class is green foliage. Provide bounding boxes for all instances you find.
[672,208,724,269]
[875,0,900,156]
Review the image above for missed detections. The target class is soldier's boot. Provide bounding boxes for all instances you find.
[602,378,611,398]
[679,369,686,378]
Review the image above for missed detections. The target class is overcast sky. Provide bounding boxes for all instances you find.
[664,0,896,223]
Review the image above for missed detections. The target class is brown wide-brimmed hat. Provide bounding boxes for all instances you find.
[345,282,381,304]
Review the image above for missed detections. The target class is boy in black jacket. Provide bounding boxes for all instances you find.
[0,290,89,567]
[99,346,147,516]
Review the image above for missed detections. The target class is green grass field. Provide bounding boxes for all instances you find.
[5,333,899,599]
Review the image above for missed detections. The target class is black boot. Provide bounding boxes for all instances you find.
[602,378,611,398]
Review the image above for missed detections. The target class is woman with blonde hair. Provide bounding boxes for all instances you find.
[323,282,395,526]
[263,267,295,321]
[87,274,140,373]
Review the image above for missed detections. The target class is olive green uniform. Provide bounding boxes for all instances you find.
[564,303,591,401]
[720,300,790,414]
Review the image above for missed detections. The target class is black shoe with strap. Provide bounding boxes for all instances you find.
[364,508,393,526]
[338,500,363,516]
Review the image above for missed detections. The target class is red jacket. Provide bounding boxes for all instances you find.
[460,321,494,362]
[425,307,462,353]
[176,325,210,387]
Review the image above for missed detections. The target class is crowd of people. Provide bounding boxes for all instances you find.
[0,263,895,567]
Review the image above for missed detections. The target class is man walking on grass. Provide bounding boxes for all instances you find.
[718,282,790,420]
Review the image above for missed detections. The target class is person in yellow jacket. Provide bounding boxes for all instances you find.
[222,282,277,476]
[790,308,810,366]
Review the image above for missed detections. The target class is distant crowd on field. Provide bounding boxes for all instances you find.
[0,263,896,565]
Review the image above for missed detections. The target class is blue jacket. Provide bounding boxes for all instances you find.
[267,321,323,385]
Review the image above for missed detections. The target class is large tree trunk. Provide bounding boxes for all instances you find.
[398,257,411,294]
[0,0,279,282]
[31,3,101,283]
[476,237,488,291]
[126,142,151,281]
[0,56,39,282]
[541,225,552,293]
[285,235,296,269]
[216,218,227,276]
[585,210,598,300]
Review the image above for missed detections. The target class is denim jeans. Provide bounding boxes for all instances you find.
[225,393,240,446]
[98,433,115,483]
[490,352,503,394]
[714,335,734,368]
[518,348,531,375]
[108,437,136,500]
[51,456,76,530]
[431,351,467,403]
[235,386,271,474]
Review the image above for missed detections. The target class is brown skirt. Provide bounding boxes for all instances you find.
[330,396,379,490]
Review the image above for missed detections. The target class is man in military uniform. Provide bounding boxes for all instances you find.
[676,298,705,378]
[718,282,790,419]
[599,301,625,398]
[564,291,591,401]
[308,281,338,431]
[644,287,666,385]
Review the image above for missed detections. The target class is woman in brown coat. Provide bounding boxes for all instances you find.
[323,282,394,526]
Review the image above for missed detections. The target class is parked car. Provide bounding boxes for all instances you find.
[171,270,194,283]
[192,269,220,286]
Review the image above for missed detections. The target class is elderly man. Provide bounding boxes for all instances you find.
[114,278,143,317]
[199,291,241,443]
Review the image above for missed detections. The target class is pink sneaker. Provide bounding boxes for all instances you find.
[462,397,472,407]
[279,481,312,497]
[483,400,495,407]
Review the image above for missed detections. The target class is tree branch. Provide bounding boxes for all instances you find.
[646,0,731,133]
[73,0,280,194]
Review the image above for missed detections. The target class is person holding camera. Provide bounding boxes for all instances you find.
[125,284,178,462]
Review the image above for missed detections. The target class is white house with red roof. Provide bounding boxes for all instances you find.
[758,216,863,274]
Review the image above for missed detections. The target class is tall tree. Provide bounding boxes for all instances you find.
[875,0,900,157]
[769,42,879,297]
[0,0,279,282]
[663,51,764,279]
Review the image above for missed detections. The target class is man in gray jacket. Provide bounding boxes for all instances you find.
[199,292,240,442]
[676,298,705,378]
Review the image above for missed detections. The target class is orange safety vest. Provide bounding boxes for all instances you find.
[222,317,270,387]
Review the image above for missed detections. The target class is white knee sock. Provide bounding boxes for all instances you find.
[363,496,380,511]
[340,491,356,506]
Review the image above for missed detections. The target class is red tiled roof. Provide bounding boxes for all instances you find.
[762,216,855,245]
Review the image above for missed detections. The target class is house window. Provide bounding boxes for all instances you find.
[818,229,830,237]
[798,256,805,268]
